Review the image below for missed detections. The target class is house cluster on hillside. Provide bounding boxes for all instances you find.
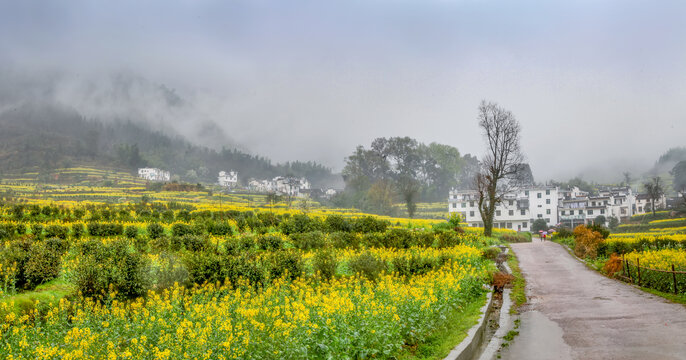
[137,168,170,182]
[248,176,311,197]
[136,167,339,198]
[217,170,238,188]
[448,185,670,231]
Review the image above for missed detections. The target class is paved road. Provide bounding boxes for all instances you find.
[499,238,686,360]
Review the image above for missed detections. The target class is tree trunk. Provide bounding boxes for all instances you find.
[483,186,497,237]
[651,198,656,216]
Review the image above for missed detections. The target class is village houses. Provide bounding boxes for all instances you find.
[138,168,171,182]
[217,171,238,188]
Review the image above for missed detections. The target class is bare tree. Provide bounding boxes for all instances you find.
[643,176,664,216]
[473,100,524,237]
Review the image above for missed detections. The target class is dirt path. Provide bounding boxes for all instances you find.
[499,238,686,360]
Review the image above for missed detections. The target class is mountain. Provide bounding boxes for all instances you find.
[0,102,343,188]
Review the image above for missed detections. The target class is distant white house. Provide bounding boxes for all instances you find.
[248,176,311,197]
[138,168,170,182]
[325,188,338,197]
[218,171,238,187]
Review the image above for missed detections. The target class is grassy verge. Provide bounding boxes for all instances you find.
[507,250,526,314]
[639,287,686,306]
[397,292,488,360]
[0,279,74,316]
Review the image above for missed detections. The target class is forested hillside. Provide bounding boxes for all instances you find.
[0,102,342,188]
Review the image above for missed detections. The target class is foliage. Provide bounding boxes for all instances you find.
[342,137,469,214]
[290,231,327,250]
[313,249,338,280]
[24,242,63,289]
[531,219,548,233]
[499,232,531,243]
[74,240,151,299]
[602,253,623,277]
[348,252,388,281]
[573,225,605,259]
[147,223,165,239]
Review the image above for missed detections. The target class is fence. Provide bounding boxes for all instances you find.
[617,256,686,295]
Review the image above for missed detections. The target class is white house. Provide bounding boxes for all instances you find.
[138,168,170,182]
[558,186,636,227]
[248,176,311,197]
[218,171,238,187]
[325,188,338,197]
[448,186,559,232]
[634,193,667,215]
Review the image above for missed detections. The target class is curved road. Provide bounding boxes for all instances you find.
[499,239,686,360]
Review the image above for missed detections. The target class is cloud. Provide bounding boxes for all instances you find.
[1,0,685,181]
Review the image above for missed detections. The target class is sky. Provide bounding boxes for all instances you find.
[1,0,685,182]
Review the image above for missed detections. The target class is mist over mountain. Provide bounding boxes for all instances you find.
[0,98,343,189]
[0,69,241,152]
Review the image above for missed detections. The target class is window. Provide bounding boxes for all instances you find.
[570,210,574,215]
[546,199,550,204]
[506,222,512,228]
[546,209,551,215]
[462,202,466,208]
[496,210,501,216]
[452,203,456,209]
[537,193,542,198]
[537,214,542,218]
[600,209,605,214]
[546,189,550,195]
[470,201,474,207]
[523,222,528,228]
[591,201,596,206]
[588,210,594,215]
[561,210,566,215]
[470,211,475,217]
[521,209,526,215]
[509,200,514,206]
[525,190,529,196]
[509,210,514,216]
[545,218,550,223]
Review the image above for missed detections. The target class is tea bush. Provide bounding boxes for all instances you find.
[348,252,387,281]
[313,249,338,280]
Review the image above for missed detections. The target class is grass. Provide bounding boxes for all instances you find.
[397,292,488,360]
[507,250,526,314]
[0,279,74,316]
[638,287,686,306]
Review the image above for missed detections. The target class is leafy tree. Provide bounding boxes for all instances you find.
[365,180,395,215]
[608,216,619,230]
[531,219,548,233]
[342,137,466,215]
[593,215,606,226]
[672,161,686,204]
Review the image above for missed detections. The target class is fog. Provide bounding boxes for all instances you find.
[1,0,685,182]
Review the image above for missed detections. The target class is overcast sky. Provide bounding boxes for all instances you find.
[1,0,685,181]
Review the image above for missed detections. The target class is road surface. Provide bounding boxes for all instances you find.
[499,238,686,360]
